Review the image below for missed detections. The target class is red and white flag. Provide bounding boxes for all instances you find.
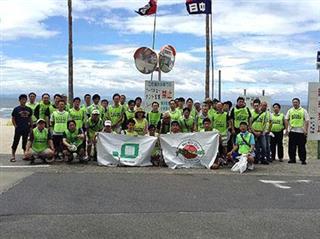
[136,0,157,16]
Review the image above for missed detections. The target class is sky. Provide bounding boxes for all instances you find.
[0,0,320,104]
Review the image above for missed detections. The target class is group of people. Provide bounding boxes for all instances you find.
[10,92,310,169]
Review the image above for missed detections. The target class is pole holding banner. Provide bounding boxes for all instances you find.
[317,50,320,159]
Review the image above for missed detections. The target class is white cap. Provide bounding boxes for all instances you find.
[92,109,100,115]
[36,118,46,124]
[104,120,112,127]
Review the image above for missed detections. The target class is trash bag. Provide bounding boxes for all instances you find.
[231,154,248,174]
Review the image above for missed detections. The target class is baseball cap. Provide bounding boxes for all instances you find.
[104,120,112,127]
[92,109,100,115]
[36,119,46,124]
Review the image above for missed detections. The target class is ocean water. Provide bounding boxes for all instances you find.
[0,97,18,118]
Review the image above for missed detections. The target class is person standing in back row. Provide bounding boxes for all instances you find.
[10,94,32,162]
[270,103,285,162]
[285,98,310,165]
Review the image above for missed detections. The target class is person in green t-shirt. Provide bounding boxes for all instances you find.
[134,97,143,111]
[121,118,138,136]
[81,94,92,118]
[88,94,104,116]
[107,93,124,134]
[24,119,54,164]
[134,108,148,136]
[148,124,162,166]
[48,94,63,117]
[177,97,185,115]
[168,99,181,121]
[178,108,195,133]
[159,112,171,134]
[270,103,285,162]
[186,98,197,119]
[227,122,255,170]
[120,94,128,111]
[50,100,70,159]
[101,99,109,122]
[26,92,38,127]
[86,110,103,160]
[69,97,86,130]
[194,100,202,118]
[196,102,209,132]
[62,120,85,163]
[147,101,162,131]
[250,99,268,165]
[122,100,135,130]
[34,93,52,126]
[102,120,117,134]
[61,94,71,112]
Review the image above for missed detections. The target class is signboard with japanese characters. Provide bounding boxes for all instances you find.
[144,81,174,113]
[317,51,320,70]
[308,82,320,140]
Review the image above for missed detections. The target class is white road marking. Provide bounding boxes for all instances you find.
[296,180,311,183]
[259,180,291,189]
[0,165,50,168]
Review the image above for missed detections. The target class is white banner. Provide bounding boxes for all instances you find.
[159,132,220,169]
[145,80,174,113]
[97,133,157,166]
[308,82,320,140]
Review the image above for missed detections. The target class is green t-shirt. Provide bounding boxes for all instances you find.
[51,111,69,134]
[26,102,38,124]
[107,105,124,125]
[169,109,181,121]
[63,128,83,147]
[69,108,86,129]
[87,117,103,139]
[179,116,194,133]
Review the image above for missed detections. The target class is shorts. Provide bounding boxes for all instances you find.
[31,148,53,157]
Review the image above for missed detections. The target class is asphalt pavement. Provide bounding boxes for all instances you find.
[1,154,320,239]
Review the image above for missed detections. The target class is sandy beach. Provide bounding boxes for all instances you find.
[0,118,24,155]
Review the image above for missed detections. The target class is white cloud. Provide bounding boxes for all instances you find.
[0,0,65,40]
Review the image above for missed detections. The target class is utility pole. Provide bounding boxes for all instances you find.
[205,13,210,99]
[317,50,320,159]
[218,70,221,101]
[68,0,74,105]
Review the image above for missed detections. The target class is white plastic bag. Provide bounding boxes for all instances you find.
[231,154,248,174]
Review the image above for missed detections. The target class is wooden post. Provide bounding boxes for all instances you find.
[68,0,74,105]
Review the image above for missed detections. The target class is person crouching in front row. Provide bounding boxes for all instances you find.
[62,120,86,163]
[24,119,54,164]
[121,118,138,136]
[227,122,255,170]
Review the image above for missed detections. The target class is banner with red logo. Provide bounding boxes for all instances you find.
[159,132,219,169]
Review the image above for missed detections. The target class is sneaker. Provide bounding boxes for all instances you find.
[301,161,307,165]
[30,156,36,165]
[288,160,296,164]
[261,161,269,165]
[279,158,283,162]
[247,163,254,170]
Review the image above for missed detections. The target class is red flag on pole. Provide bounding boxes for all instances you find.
[136,0,157,16]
